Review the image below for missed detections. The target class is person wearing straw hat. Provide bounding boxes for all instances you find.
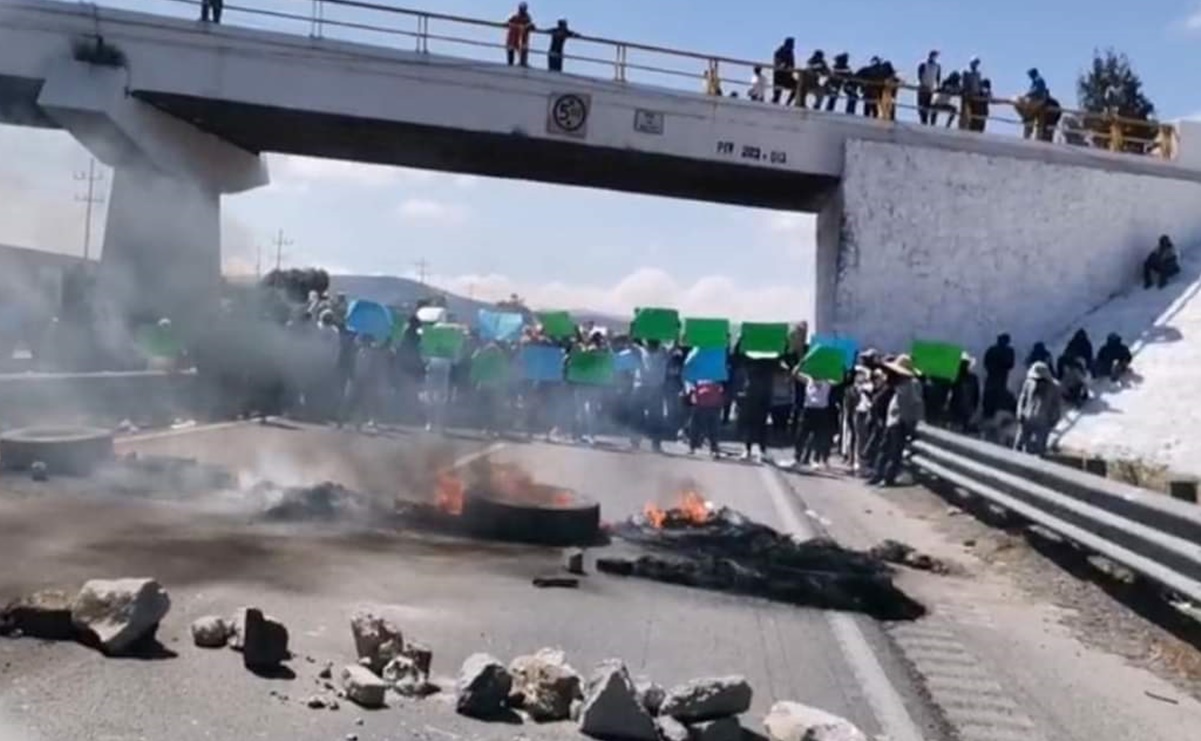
[868,354,924,487]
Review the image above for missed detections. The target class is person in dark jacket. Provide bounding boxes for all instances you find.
[1144,234,1180,289]
[948,355,981,432]
[981,333,1015,419]
[772,38,796,105]
[1025,341,1053,370]
[1094,333,1133,382]
[1059,329,1094,377]
[546,19,580,72]
[825,53,851,112]
[797,50,829,109]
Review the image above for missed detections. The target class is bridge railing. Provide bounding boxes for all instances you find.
[138,0,1178,160]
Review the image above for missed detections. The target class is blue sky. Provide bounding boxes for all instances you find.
[1,0,1199,319]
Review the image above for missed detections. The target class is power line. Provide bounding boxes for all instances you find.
[414,257,430,285]
[73,158,105,261]
[272,228,294,272]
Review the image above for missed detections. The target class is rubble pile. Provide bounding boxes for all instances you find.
[259,481,391,523]
[603,496,926,621]
[763,700,869,741]
[869,539,957,575]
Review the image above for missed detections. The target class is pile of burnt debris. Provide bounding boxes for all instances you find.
[601,493,928,621]
[257,481,392,524]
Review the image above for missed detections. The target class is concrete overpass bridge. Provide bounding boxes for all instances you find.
[1,0,1199,352]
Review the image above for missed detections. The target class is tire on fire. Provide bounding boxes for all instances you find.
[0,426,114,475]
[462,485,600,546]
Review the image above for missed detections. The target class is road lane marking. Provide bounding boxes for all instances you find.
[758,466,926,741]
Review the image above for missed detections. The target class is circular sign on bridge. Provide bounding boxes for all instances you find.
[546,93,591,138]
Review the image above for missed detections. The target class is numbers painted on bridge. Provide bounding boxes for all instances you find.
[715,140,787,165]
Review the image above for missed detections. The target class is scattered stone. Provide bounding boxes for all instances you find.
[70,578,170,656]
[350,610,404,675]
[570,698,584,722]
[354,717,364,726]
[342,665,388,709]
[509,648,583,722]
[945,506,963,517]
[402,640,433,677]
[634,677,665,716]
[383,655,438,697]
[30,461,47,481]
[763,701,867,741]
[306,695,327,709]
[319,662,334,680]
[869,540,953,575]
[455,653,512,719]
[0,590,76,640]
[241,608,290,670]
[346,735,358,741]
[963,539,977,548]
[328,699,340,711]
[564,549,586,575]
[689,717,742,741]
[659,676,752,722]
[532,576,580,589]
[191,616,232,648]
[578,660,657,741]
[656,716,690,741]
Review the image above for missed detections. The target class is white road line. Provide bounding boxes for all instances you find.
[758,466,926,741]
[114,419,253,445]
[451,441,506,468]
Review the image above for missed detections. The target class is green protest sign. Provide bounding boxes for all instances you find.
[136,323,181,359]
[683,317,730,349]
[739,322,789,356]
[566,349,614,385]
[538,311,576,339]
[470,346,509,386]
[420,323,466,359]
[800,345,846,382]
[911,339,962,381]
[630,307,681,342]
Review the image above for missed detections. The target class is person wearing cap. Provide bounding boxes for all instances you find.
[917,50,941,125]
[825,53,852,112]
[546,18,579,73]
[1014,361,1061,455]
[867,355,924,487]
[505,3,535,67]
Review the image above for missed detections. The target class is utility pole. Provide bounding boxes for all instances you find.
[272,229,293,272]
[414,257,429,285]
[73,158,105,261]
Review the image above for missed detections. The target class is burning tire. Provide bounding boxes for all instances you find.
[0,426,114,476]
[462,486,601,546]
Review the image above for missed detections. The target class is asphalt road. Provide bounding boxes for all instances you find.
[0,423,947,741]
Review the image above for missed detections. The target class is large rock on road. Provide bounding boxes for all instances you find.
[763,701,867,741]
[659,676,752,722]
[508,648,583,722]
[350,610,404,674]
[455,653,512,719]
[69,578,170,655]
[578,660,657,741]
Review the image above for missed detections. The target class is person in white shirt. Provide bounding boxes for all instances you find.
[790,370,833,468]
[749,66,766,102]
[917,50,941,125]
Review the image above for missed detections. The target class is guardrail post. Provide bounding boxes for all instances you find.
[613,44,628,83]
[416,13,430,54]
[1084,457,1108,477]
[309,0,325,39]
[1168,478,1198,504]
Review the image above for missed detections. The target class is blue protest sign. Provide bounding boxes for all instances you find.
[345,299,393,341]
[477,309,525,342]
[519,344,565,382]
[810,333,859,368]
[614,348,642,373]
[683,347,728,382]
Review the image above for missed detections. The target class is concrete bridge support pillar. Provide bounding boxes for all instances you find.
[34,56,268,324]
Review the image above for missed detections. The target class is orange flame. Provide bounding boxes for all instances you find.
[434,469,465,516]
[644,484,712,529]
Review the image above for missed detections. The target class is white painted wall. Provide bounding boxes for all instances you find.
[830,139,1201,358]
[1,0,1199,192]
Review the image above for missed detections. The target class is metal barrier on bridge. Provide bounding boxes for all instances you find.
[134,0,1179,159]
[909,424,1201,604]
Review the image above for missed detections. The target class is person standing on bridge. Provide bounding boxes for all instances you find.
[916,50,941,125]
[505,3,536,68]
[546,19,579,73]
[200,0,223,25]
[771,38,796,105]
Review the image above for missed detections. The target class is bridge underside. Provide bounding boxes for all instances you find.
[134,92,839,212]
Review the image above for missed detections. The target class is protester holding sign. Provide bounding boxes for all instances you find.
[631,339,669,451]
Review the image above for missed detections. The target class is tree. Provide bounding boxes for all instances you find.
[1075,49,1158,153]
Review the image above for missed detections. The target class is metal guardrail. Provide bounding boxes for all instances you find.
[909,424,1201,604]
[116,0,1179,159]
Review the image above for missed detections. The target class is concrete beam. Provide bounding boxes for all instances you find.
[36,57,268,193]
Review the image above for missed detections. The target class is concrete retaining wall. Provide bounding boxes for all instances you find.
[827,139,1201,357]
